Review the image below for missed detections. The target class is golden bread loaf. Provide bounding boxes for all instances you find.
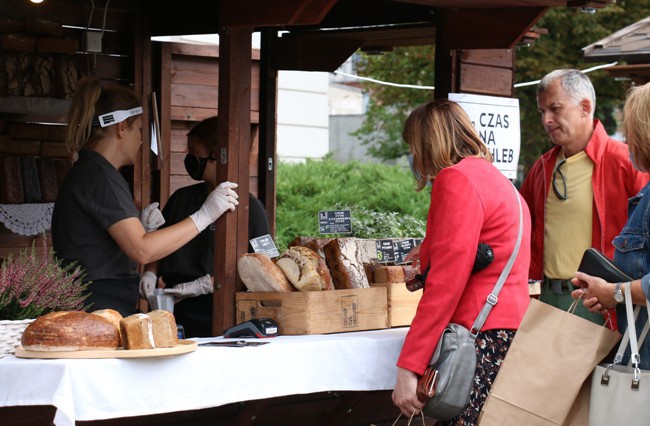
[21,311,121,351]
[120,311,178,349]
[91,308,123,346]
[276,246,333,291]
[237,253,295,292]
[148,310,178,348]
[120,313,155,350]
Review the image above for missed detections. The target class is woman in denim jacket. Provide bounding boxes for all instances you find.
[573,82,650,368]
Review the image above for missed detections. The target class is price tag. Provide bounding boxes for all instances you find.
[393,238,417,265]
[375,239,395,263]
[249,234,280,258]
[319,210,352,234]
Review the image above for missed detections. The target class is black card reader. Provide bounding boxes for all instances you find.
[223,318,279,338]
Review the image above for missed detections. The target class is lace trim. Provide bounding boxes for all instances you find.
[0,203,54,236]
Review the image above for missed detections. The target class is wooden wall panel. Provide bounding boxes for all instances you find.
[459,63,513,97]
[157,41,262,212]
[0,0,138,259]
[460,49,514,68]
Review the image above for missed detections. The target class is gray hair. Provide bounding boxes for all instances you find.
[537,69,596,119]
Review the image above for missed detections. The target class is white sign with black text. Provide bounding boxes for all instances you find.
[448,93,520,179]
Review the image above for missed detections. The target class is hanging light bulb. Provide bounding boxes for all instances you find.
[30,0,45,3]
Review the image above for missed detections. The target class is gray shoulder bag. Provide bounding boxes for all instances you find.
[417,182,523,421]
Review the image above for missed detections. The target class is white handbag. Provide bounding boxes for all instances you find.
[589,282,650,426]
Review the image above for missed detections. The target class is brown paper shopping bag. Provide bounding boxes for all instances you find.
[478,299,620,426]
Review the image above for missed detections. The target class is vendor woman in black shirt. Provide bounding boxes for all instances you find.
[142,116,270,337]
[52,78,239,317]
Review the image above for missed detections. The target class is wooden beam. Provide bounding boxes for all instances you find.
[219,0,338,27]
[440,7,547,50]
[258,30,278,236]
[158,42,172,204]
[213,25,253,335]
[276,36,361,72]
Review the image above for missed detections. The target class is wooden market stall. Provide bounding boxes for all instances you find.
[0,1,615,424]
[0,0,613,333]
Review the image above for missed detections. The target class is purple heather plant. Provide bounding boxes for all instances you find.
[0,239,89,320]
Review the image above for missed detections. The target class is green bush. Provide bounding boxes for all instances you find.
[275,157,430,252]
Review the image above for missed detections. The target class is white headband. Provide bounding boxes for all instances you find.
[93,106,143,127]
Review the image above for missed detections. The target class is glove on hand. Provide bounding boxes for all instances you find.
[140,202,166,232]
[189,181,239,232]
[163,274,213,302]
[139,271,158,300]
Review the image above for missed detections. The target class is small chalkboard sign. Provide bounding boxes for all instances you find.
[319,209,352,234]
[375,239,395,263]
[393,238,417,265]
[249,234,280,258]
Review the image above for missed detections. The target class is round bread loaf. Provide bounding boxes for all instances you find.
[276,246,333,291]
[92,309,123,346]
[21,311,121,351]
[238,253,295,292]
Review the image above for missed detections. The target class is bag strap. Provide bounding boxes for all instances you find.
[470,181,523,337]
[613,283,650,370]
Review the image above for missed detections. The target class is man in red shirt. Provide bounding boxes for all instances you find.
[520,69,648,325]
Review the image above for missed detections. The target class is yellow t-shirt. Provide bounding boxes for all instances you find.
[543,151,593,279]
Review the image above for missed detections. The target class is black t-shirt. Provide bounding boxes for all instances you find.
[158,182,271,285]
[157,183,270,337]
[52,150,139,282]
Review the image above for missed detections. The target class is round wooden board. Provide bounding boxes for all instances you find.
[14,339,197,359]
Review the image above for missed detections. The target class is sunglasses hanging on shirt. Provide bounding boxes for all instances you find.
[552,158,567,201]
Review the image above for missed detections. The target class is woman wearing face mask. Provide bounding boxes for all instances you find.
[52,78,239,317]
[142,116,270,337]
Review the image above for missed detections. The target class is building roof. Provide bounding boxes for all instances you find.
[583,16,650,64]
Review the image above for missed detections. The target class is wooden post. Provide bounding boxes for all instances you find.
[434,11,457,99]
[213,25,252,334]
[258,29,278,236]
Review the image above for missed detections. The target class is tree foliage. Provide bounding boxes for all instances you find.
[353,2,650,173]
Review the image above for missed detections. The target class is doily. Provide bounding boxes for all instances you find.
[0,203,54,236]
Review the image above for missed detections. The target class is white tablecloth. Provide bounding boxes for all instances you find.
[0,328,408,426]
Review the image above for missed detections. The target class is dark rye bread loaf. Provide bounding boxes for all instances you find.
[324,238,370,289]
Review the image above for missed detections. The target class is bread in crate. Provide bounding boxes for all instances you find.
[324,238,370,289]
[238,253,295,292]
[276,246,333,291]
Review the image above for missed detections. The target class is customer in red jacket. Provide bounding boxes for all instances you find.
[392,100,532,425]
[519,69,647,325]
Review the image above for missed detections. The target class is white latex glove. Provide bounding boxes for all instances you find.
[140,202,166,232]
[139,271,158,300]
[189,181,239,232]
[163,274,213,302]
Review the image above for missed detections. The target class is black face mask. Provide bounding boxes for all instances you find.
[184,154,215,181]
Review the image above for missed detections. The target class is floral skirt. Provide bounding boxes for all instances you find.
[437,329,516,426]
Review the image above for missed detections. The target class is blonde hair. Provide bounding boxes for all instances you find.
[66,77,141,152]
[623,83,650,173]
[403,99,492,191]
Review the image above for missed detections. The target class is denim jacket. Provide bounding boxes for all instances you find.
[613,181,650,368]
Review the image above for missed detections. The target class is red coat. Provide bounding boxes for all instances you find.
[519,120,649,280]
[397,157,532,375]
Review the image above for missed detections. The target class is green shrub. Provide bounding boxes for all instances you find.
[275,157,430,252]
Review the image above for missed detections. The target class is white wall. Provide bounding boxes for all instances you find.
[152,33,332,163]
[277,71,330,162]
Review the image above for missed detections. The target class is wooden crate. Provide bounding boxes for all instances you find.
[371,283,422,328]
[235,287,388,335]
